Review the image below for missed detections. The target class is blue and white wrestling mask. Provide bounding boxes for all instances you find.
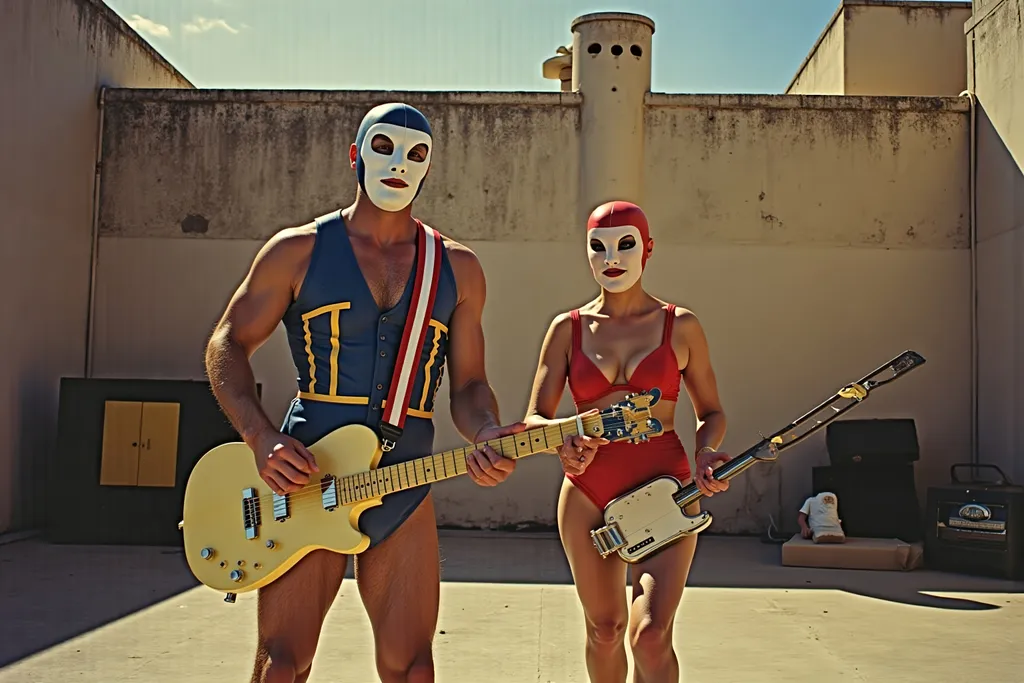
[354,103,433,213]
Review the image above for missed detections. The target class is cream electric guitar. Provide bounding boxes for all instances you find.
[180,389,664,600]
[590,350,927,563]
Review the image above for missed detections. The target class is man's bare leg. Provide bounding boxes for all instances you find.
[356,493,441,683]
[250,549,348,683]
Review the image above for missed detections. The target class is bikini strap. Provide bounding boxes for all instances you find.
[662,304,677,345]
[569,309,582,351]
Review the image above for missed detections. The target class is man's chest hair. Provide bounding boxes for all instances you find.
[352,241,416,311]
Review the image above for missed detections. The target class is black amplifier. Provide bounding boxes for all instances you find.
[826,418,919,467]
[924,464,1024,580]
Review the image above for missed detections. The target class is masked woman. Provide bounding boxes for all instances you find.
[523,200,731,683]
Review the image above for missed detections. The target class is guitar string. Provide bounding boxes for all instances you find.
[211,411,645,515]
[220,417,639,524]
[233,414,637,511]
[241,421,591,509]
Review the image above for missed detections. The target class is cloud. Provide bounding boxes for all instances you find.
[126,14,171,38]
[183,17,241,35]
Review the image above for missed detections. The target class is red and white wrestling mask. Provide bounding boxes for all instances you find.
[586,201,653,293]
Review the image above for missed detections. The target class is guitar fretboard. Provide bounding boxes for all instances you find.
[335,417,596,505]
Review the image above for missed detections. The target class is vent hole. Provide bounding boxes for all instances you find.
[587,42,601,54]
[631,44,643,57]
[611,44,623,56]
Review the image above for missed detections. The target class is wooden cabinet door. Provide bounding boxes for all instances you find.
[99,401,143,486]
[137,402,180,487]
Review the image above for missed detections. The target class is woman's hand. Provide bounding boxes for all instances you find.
[552,411,609,475]
[694,447,731,497]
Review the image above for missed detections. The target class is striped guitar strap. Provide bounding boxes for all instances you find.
[377,219,444,452]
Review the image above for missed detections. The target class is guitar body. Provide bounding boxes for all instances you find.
[594,476,713,564]
[180,389,667,598]
[181,423,383,594]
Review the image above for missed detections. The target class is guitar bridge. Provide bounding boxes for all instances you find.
[591,521,627,558]
[242,487,261,540]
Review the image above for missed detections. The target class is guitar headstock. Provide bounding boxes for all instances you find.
[580,388,665,445]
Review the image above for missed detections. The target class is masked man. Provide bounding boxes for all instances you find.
[204,102,525,683]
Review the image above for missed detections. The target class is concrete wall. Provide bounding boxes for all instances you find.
[0,0,192,534]
[844,1,972,96]
[786,4,846,95]
[969,0,1024,485]
[92,90,969,533]
[787,1,973,97]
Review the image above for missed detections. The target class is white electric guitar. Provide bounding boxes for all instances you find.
[179,390,664,601]
[590,350,927,563]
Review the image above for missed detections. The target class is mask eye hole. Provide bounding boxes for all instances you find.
[371,134,394,155]
[618,235,636,250]
[408,143,428,163]
[589,239,605,252]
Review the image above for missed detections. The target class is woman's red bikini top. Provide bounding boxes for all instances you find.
[567,304,681,406]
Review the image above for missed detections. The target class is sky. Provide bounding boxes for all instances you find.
[103,0,949,94]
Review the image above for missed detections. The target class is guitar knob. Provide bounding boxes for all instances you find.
[229,569,245,582]
[200,547,215,560]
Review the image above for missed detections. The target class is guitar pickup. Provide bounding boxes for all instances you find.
[272,492,289,522]
[320,475,339,512]
[242,487,261,540]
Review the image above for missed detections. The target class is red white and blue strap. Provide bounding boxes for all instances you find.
[378,220,443,451]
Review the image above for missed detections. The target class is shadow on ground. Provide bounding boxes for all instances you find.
[0,541,199,667]
[2,532,1022,668]
[428,532,1024,612]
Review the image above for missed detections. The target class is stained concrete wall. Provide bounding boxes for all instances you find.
[787,1,973,97]
[0,0,192,534]
[91,90,969,533]
[969,0,1024,485]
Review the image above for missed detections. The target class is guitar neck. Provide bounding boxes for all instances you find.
[339,416,593,503]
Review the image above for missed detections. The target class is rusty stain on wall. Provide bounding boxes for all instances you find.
[99,90,968,251]
[98,91,580,243]
[644,94,968,248]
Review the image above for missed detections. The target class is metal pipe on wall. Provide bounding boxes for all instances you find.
[84,86,107,379]
[960,52,978,465]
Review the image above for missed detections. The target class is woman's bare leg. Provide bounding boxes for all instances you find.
[558,478,630,683]
[627,500,700,683]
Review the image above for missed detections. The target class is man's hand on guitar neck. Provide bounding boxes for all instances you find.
[465,422,527,487]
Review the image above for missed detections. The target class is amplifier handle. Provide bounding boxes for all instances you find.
[950,463,1011,485]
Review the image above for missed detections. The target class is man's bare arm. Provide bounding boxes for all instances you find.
[444,243,500,442]
[205,227,318,493]
[443,240,525,486]
[206,230,299,442]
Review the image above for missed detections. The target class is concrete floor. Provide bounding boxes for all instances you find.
[1,531,1022,682]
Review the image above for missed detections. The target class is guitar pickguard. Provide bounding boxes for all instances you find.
[596,476,713,563]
